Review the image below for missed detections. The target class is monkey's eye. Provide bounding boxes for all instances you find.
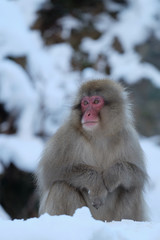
[93,99,100,104]
[83,100,89,105]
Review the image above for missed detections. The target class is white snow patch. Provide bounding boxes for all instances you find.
[0,134,43,172]
[0,206,11,220]
[0,207,160,240]
[58,15,83,39]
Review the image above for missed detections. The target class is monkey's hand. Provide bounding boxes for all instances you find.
[103,162,146,192]
[88,183,108,209]
[103,163,123,192]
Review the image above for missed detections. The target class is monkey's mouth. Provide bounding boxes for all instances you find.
[82,121,99,128]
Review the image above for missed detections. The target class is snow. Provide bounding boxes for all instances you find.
[81,0,160,87]
[58,15,83,39]
[141,138,160,222]
[1,207,160,240]
[0,134,43,172]
[16,0,45,26]
[0,0,160,238]
[0,1,43,58]
[0,59,37,111]
[0,206,11,221]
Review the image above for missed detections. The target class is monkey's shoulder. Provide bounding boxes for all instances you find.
[44,122,81,158]
[52,122,80,144]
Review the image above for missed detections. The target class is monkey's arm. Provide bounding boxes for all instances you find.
[38,125,108,209]
[52,163,107,209]
[103,162,147,192]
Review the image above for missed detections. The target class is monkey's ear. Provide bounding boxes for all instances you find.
[72,103,81,111]
[104,99,111,106]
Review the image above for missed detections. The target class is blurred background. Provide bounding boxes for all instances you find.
[0,0,160,220]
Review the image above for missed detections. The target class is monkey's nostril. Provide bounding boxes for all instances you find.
[88,113,90,116]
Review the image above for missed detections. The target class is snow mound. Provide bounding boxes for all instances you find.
[0,207,160,240]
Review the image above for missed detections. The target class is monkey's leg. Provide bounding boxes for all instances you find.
[39,182,86,216]
[110,188,146,221]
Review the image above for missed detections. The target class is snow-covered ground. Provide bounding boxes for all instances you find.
[1,207,160,240]
[0,0,160,238]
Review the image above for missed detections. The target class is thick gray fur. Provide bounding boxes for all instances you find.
[36,79,148,221]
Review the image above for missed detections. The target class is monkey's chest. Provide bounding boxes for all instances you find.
[79,140,108,169]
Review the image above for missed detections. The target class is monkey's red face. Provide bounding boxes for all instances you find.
[81,96,104,130]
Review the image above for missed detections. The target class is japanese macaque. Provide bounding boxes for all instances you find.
[37,79,148,221]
